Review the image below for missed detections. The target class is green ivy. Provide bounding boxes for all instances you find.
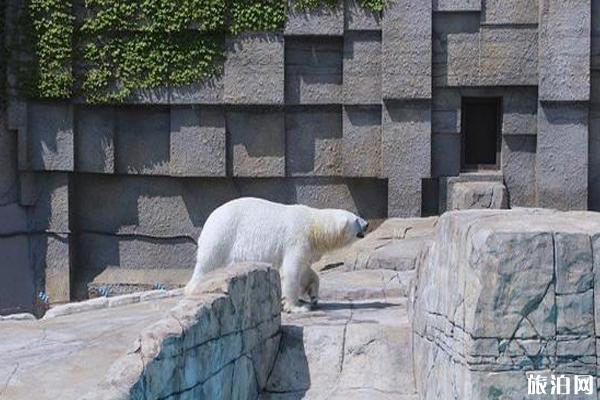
[21,0,384,103]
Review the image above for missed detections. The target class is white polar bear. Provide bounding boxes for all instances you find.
[184,197,368,313]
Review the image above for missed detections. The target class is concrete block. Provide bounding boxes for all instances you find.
[590,71,600,210]
[170,106,226,177]
[75,233,197,296]
[293,178,388,220]
[0,235,35,315]
[116,107,170,175]
[592,0,600,70]
[383,0,431,99]
[479,26,538,86]
[433,0,480,11]
[0,114,18,205]
[286,106,343,176]
[432,88,461,133]
[383,101,432,217]
[27,102,74,171]
[342,105,381,177]
[125,87,170,105]
[73,174,205,238]
[169,76,224,104]
[285,2,344,35]
[224,34,284,105]
[501,135,536,207]
[448,181,508,210]
[502,87,537,135]
[343,31,381,104]
[482,0,538,24]
[44,234,71,304]
[22,172,70,233]
[432,12,480,87]
[227,108,285,177]
[285,37,343,104]
[0,203,28,235]
[539,0,591,101]
[536,102,588,210]
[76,106,115,173]
[432,133,460,178]
[345,0,381,31]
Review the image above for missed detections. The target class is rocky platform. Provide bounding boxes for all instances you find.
[0,297,179,399]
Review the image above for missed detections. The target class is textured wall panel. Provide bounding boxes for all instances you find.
[285,37,343,104]
[224,34,284,105]
[343,31,382,104]
[345,0,381,31]
[382,0,432,99]
[501,135,537,207]
[342,105,381,177]
[227,108,285,177]
[76,106,115,174]
[286,106,343,176]
[432,13,480,87]
[536,102,588,209]
[479,26,538,86]
[383,101,432,217]
[170,106,226,177]
[27,102,74,171]
[116,107,170,175]
[539,0,591,101]
[482,0,538,25]
[286,2,344,35]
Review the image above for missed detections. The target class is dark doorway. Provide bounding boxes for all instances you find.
[461,97,501,170]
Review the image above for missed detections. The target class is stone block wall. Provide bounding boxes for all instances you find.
[82,263,281,400]
[2,0,600,312]
[412,209,600,399]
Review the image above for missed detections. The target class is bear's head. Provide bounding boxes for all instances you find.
[309,209,369,253]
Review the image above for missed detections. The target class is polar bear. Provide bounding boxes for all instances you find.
[184,197,368,313]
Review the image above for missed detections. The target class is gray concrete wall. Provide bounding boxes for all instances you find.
[2,0,599,310]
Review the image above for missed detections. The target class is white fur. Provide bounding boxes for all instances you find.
[184,197,367,312]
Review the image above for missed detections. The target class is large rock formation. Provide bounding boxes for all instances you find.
[412,209,600,399]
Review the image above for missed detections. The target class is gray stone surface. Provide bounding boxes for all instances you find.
[344,0,381,31]
[383,0,431,99]
[501,135,536,207]
[432,133,460,178]
[502,87,538,135]
[536,102,588,210]
[1,263,281,400]
[169,106,226,177]
[0,114,18,205]
[43,234,71,305]
[447,181,508,210]
[286,37,343,104]
[342,105,381,177]
[169,75,224,104]
[115,107,170,175]
[343,31,381,104]
[482,0,538,25]
[23,172,70,233]
[264,285,417,400]
[0,235,34,316]
[27,102,74,171]
[591,70,600,210]
[224,34,284,105]
[76,106,115,173]
[433,0,480,11]
[382,101,431,217]
[227,108,285,177]
[539,0,591,101]
[413,209,600,399]
[286,107,343,176]
[433,12,480,88]
[285,1,344,36]
[479,26,538,86]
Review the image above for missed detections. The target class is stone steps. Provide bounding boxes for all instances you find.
[261,269,417,400]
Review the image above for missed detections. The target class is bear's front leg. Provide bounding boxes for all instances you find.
[280,250,311,313]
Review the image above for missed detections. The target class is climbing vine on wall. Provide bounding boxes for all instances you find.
[20,0,384,103]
